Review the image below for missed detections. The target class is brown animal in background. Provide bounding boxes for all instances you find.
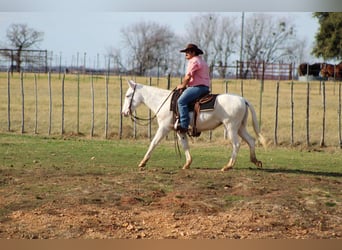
[320,62,342,79]
[298,63,322,76]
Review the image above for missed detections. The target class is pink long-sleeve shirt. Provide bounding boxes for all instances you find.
[185,56,210,87]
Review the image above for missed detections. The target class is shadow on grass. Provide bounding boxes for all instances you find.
[247,167,342,178]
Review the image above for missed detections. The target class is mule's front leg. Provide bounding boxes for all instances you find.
[177,133,192,169]
[138,127,168,170]
[138,158,148,169]
[221,158,236,171]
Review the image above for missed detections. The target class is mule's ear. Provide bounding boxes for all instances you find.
[127,80,136,89]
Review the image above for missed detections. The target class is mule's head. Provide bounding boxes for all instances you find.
[121,80,143,117]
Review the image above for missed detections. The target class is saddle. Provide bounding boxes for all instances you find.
[170,89,218,137]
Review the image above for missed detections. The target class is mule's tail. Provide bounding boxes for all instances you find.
[245,100,267,148]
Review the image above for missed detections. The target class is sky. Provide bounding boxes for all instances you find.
[0,0,341,68]
[0,12,321,68]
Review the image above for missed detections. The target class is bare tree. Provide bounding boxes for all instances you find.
[243,14,299,78]
[121,21,175,76]
[184,13,238,78]
[213,16,239,78]
[3,23,44,72]
[107,47,126,74]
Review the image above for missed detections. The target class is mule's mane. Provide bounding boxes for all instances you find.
[134,83,173,115]
[138,83,171,96]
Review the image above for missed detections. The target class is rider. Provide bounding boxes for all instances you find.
[176,43,210,133]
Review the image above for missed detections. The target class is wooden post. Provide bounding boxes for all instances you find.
[167,74,171,90]
[133,110,137,139]
[105,73,109,139]
[61,73,65,135]
[7,70,11,132]
[240,79,244,97]
[274,81,279,145]
[148,77,152,140]
[306,81,310,146]
[90,74,95,137]
[320,80,326,147]
[48,72,52,135]
[34,74,38,134]
[258,62,265,129]
[338,82,342,148]
[20,72,24,134]
[77,73,80,134]
[290,81,294,145]
[119,75,123,140]
[224,80,228,140]
[165,74,171,140]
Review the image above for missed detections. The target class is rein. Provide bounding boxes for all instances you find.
[128,85,175,126]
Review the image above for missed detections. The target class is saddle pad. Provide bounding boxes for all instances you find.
[170,89,218,112]
[193,94,218,111]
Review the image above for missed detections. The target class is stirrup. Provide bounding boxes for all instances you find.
[174,119,179,130]
[175,124,188,133]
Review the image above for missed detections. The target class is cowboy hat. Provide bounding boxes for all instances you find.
[180,44,203,55]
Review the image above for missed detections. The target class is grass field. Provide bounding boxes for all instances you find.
[0,133,341,239]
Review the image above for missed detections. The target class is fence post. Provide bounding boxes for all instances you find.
[133,110,137,139]
[258,61,265,129]
[48,72,52,135]
[61,73,65,135]
[320,80,326,147]
[224,80,229,139]
[119,76,123,139]
[167,73,171,90]
[240,79,244,97]
[339,82,342,148]
[105,73,109,139]
[77,73,80,134]
[20,72,24,134]
[306,81,310,146]
[90,74,95,137]
[7,70,11,132]
[148,77,152,140]
[290,80,294,145]
[165,74,171,141]
[34,74,38,134]
[274,81,279,145]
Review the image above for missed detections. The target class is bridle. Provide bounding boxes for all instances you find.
[128,84,175,126]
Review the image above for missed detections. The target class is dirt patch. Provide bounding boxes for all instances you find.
[0,167,341,239]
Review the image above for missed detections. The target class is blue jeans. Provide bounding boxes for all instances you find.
[177,86,210,128]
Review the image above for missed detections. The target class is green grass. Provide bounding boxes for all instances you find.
[1,133,341,238]
[1,133,342,175]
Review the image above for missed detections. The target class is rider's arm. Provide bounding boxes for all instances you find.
[177,74,191,89]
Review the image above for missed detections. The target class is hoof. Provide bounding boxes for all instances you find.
[138,161,146,169]
[182,164,190,170]
[255,161,263,168]
[221,166,233,172]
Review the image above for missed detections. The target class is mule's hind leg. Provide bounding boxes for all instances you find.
[238,126,262,168]
[177,133,192,169]
[221,126,240,171]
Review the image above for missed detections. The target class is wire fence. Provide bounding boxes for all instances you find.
[1,71,342,148]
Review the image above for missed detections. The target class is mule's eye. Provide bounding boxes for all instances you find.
[126,93,132,98]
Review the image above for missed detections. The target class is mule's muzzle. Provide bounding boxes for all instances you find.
[121,111,130,117]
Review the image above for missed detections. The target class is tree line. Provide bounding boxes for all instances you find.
[1,12,341,77]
